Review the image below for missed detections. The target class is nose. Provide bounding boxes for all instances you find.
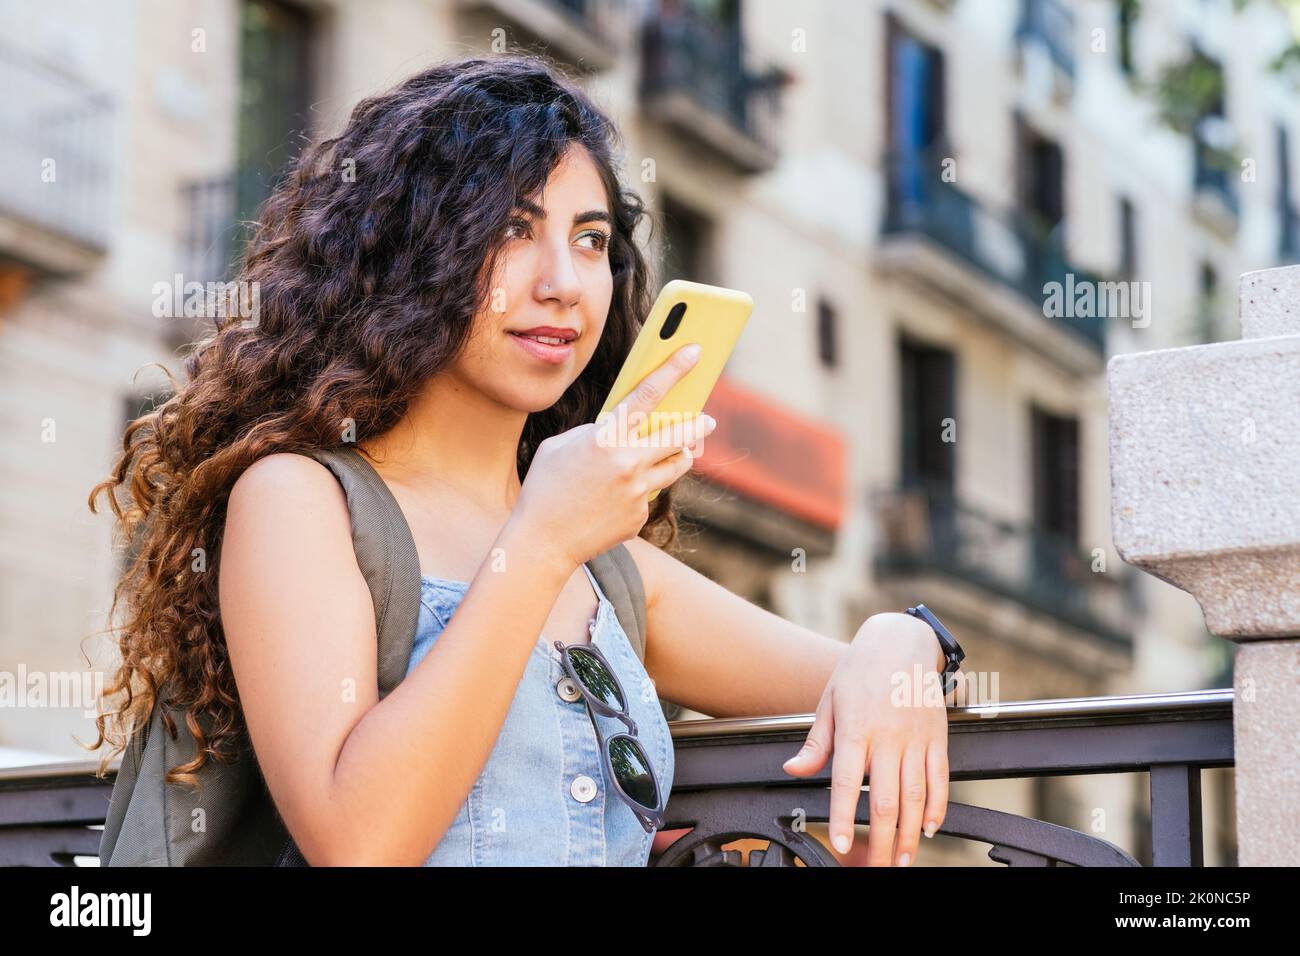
[534,238,583,308]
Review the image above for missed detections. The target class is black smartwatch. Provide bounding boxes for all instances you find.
[904,604,965,695]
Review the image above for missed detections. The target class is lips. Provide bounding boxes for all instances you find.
[508,328,576,365]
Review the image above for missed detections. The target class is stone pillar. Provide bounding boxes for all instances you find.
[1108,263,1300,866]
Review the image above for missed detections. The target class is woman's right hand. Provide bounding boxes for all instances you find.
[510,342,717,570]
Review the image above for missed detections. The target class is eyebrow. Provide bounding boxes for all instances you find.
[514,197,611,226]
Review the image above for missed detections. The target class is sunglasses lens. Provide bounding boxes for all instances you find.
[567,646,624,711]
[607,735,658,811]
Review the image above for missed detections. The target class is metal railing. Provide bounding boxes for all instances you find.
[0,690,1232,866]
[871,484,1139,646]
[639,5,784,168]
[0,39,113,253]
[1015,0,1075,78]
[881,150,1109,353]
[179,174,242,285]
[654,689,1232,866]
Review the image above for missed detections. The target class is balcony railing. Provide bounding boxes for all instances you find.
[1015,0,1075,78]
[639,5,786,173]
[454,0,626,71]
[0,690,1232,866]
[872,484,1139,646]
[881,150,1109,353]
[0,39,113,265]
[180,176,237,285]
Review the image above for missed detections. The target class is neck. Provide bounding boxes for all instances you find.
[357,372,527,516]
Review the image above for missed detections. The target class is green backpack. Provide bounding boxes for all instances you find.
[98,444,671,866]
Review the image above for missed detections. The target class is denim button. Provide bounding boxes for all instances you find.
[570,775,598,803]
[557,677,582,702]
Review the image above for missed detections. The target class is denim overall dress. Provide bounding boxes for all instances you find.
[406,562,676,866]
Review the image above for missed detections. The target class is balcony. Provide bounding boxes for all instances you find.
[878,151,1109,372]
[675,374,847,558]
[0,689,1231,866]
[639,5,788,174]
[0,39,113,275]
[453,0,626,72]
[872,484,1139,648]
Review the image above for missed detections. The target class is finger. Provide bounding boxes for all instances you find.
[865,747,900,866]
[641,444,695,493]
[613,343,702,435]
[633,411,714,464]
[827,721,869,856]
[893,744,927,867]
[923,740,949,839]
[782,688,834,776]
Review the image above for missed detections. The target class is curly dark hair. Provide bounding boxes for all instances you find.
[86,54,682,787]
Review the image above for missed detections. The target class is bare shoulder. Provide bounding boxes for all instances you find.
[220,451,363,617]
[227,451,345,513]
[227,450,351,535]
[622,534,676,612]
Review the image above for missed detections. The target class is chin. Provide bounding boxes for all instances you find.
[507,385,573,415]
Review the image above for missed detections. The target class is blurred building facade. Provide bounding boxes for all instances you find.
[3,0,1295,864]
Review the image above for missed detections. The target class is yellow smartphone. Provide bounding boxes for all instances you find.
[596,279,754,501]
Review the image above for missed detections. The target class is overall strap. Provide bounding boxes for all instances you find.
[300,445,422,699]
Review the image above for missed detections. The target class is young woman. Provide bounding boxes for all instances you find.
[90,55,951,867]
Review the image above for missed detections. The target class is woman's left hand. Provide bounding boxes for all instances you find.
[781,612,951,866]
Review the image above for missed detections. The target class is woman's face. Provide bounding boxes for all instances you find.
[455,143,615,413]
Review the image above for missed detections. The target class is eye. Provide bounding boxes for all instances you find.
[503,217,532,240]
[577,229,611,253]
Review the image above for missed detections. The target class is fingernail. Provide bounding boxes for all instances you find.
[924,822,937,838]
[681,343,701,363]
[831,833,850,853]
[898,852,911,867]
[701,414,716,431]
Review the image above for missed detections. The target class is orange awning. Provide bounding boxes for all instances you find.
[693,374,847,530]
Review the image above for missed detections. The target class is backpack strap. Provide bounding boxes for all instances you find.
[300,445,422,700]
[588,543,682,721]
[587,544,647,662]
[303,445,669,720]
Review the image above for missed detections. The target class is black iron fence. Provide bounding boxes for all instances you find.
[0,690,1231,866]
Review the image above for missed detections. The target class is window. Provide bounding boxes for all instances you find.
[816,298,837,369]
[1030,404,1080,546]
[1189,50,1233,209]
[1017,116,1065,234]
[899,336,955,493]
[1118,197,1137,280]
[1278,124,1298,260]
[659,194,713,284]
[236,0,316,227]
[1195,262,1218,343]
[885,15,947,207]
[1117,0,1137,77]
